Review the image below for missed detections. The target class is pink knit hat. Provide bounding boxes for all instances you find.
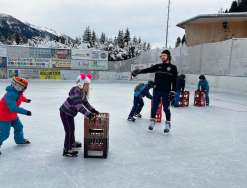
[76,73,93,86]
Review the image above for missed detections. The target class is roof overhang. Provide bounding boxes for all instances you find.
[177,13,247,29]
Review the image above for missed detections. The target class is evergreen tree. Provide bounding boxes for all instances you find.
[175,37,181,48]
[83,26,92,44]
[138,37,142,44]
[229,1,239,12]
[117,30,124,48]
[147,43,151,50]
[91,30,97,46]
[182,35,186,45]
[132,36,138,45]
[15,33,21,45]
[238,0,247,12]
[100,33,106,44]
[124,28,131,44]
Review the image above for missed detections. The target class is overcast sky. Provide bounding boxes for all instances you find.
[0,0,233,48]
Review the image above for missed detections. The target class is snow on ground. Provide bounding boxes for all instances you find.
[0,80,247,188]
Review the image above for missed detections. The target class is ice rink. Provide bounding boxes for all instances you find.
[0,80,247,188]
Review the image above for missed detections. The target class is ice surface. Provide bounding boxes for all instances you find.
[0,80,247,188]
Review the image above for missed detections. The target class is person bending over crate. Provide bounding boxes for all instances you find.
[197,75,210,106]
[59,73,100,157]
[0,77,32,155]
[127,81,154,122]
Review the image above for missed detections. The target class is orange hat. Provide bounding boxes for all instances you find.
[11,76,28,92]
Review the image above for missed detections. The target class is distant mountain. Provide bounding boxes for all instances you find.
[0,13,74,45]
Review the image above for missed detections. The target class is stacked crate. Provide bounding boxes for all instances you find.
[84,113,109,158]
[180,91,190,107]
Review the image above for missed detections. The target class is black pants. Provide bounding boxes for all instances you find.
[60,110,75,151]
[151,90,171,121]
[128,96,144,117]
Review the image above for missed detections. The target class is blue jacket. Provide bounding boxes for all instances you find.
[198,80,209,92]
[134,84,152,99]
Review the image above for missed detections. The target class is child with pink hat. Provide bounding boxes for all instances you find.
[59,73,99,157]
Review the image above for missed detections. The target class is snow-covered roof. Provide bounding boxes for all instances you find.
[177,12,247,29]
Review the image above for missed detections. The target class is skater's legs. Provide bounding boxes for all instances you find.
[174,90,181,106]
[151,91,162,119]
[0,122,11,145]
[60,111,75,151]
[12,118,25,144]
[128,97,141,117]
[162,92,171,121]
[135,98,144,114]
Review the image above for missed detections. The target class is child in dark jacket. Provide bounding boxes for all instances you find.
[0,77,32,155]
[60,73,99,157]
[174,74,186,107]
[197,75,210,106]
[128,81,154,122]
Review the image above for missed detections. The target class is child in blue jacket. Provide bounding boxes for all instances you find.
[128,81,154,122]
[198,75,210,106]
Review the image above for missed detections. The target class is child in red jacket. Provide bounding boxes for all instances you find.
[0,77,32,155]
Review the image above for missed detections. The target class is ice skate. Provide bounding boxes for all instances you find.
[164,121,171,133]
[148,118,156,131]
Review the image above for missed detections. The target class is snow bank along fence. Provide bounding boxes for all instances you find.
[0,45,108,80]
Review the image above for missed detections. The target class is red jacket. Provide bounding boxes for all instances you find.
[0,87,28,122]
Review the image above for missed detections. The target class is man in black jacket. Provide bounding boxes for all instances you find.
[132,50,178,133]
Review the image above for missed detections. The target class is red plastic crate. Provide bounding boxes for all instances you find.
[180,91,190,107]
[194,91,206,107]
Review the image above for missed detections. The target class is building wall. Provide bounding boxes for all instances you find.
[185,21,247,46]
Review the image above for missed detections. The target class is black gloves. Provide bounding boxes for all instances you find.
[26,99,32,103]
[88,113,96,120]
[91,109,100,115]
[131,69,141,77]
[26,111,32,116]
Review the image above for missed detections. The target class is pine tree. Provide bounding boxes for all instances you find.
[133,36,138,45]
[83,26,92,44]
[15,33,21,45]
[100,33,106,44]
[238,0,247,12]
[229,1,239,12]
[182,35,186,45]
[147,43,151,50]
[175,37,181,48]
[138,37,142,44]
[124,28,131,44]
[117,30,124,48]
[91,30,97,47]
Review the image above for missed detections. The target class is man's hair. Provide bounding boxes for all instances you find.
[161,49,171,61]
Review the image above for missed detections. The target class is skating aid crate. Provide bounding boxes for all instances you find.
[84,113,109,158]
[180,91,190,107]
[155,102,163,123]
[194,91,206,107]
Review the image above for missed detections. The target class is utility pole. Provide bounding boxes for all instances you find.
[165,0,171,48]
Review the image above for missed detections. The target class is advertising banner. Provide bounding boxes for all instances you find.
[39,69,61,80]
[7,69,39,79]
[29,47,52,58]
[72,49,108,61]
[52,49,70,59]
[51,58,71,68]
[71,59,108,70]
[7,58,51,68]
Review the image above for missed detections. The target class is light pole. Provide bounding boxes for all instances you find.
[165,0,171,48]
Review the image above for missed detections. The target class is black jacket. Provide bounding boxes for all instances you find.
[138,63,178,92]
